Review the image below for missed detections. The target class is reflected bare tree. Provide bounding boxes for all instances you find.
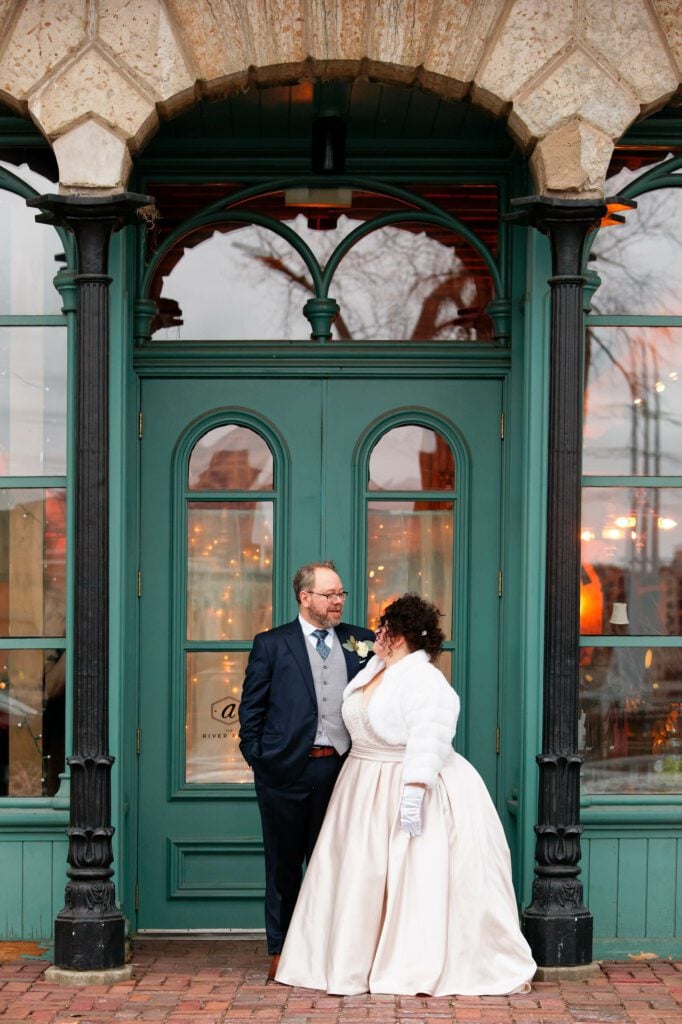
[233,217,494,341]
[585,183,682,475]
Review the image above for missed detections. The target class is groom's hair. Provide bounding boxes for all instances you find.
[293,560,338,603]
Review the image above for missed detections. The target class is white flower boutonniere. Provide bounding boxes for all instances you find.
[343,636,374,659]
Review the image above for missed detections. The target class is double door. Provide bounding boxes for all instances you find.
[136,373,503,929]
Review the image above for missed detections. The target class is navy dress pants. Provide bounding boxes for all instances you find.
[254,753,343,954]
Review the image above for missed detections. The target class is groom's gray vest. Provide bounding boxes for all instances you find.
[303,636,350,754]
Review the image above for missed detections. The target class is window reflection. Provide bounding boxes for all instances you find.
[329,222,494,341]
[580,646,682,794]
[366,424,455,636]
[366,500,453,635]
[369,425,455,491]
[583,326,682,476]
[591,188,682,316]
[152,224,313,340]
[581,488,682,636]
[0,647,65,796]
[189,424,274,491]
[0,187,62,316]
[187,502,273,642]
[0,489,66,637]
[185,650,251,784]
[0,327,67,477]
[149,188,497,343]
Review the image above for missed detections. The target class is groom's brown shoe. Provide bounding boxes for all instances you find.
[267,954,281,981]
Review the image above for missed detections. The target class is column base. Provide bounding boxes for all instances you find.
[45,963,133,986]
[53,915,127,971]
[523,907,593,967]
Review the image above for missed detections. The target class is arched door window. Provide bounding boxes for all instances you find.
[365,423,456,679]
[184,422,276,785]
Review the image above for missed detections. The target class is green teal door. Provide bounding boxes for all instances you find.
[136,373,503,929]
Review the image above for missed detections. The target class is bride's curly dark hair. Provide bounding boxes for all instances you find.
[378,593,445,662]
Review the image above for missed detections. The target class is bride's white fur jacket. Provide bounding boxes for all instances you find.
[343,649,460,787]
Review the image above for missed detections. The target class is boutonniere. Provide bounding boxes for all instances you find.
[342,636,374,659]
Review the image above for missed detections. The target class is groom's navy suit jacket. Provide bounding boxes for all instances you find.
[239,618,374,789]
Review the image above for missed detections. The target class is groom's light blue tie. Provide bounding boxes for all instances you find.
[311,628,330,660]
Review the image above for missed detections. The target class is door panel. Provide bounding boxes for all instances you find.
[136,375,502,929]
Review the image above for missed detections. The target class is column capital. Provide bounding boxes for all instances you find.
[27,192,153,275]
[508,195,606,277]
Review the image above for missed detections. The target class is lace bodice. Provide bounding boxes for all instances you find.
[342,689,396,749]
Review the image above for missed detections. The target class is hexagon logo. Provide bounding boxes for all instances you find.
[211,695,240,725]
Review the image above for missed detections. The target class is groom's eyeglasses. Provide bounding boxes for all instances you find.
[305,590,349,602]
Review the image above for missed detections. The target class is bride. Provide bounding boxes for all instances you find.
[275,593,536,996]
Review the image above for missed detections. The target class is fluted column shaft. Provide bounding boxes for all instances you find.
[509,196,606,967]
[28,194,151,972]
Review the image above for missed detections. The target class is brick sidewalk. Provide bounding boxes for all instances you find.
[1,940,681,1024]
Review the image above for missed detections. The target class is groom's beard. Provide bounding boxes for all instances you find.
[307,606,343,629]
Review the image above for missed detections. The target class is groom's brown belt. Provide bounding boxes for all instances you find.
[309,745,338,758]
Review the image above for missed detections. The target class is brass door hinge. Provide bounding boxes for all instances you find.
[138,410,143,440]
[135,881,140,912]
[497,570,503,597]
[496,726,501,755]
[137,570,142,598]
[136,727,141,755]
[500,412,505,440]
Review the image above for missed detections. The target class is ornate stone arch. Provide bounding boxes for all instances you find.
[0,2,679,196]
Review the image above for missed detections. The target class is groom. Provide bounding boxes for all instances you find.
[239,560,374,979]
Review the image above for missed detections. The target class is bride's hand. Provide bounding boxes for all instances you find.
[399,785,425,836]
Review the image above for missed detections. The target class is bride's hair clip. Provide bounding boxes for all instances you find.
[421,630,427,636]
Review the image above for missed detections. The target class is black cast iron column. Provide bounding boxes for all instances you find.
[28,193,151,971]
[509,196,606,967]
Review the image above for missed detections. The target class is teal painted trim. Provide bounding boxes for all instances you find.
[496,161,531,890]
[594,937,682,959]
[111,225,145,928]
[0,806,69,825]
[140,176,503,308]
[184,490,275,502]
[579,635,682,647]
[183,640,257,652]
[352,408,472,753]
[180,638,458,654]
[0,168,71,259]
[141,210,323,296]
[167,837,264,899]
[364,489,456,501]
[582,807,682,825]
[517,228,552,908]
[584,794,682,805]
[320,211,503,297]
[582,476,682,487]
[170,785,258,801]
[0,315,66,326]
[134,346,511,378]
[168,408,289,800]
[0,477,66,488]
[59,235,77,796]
[587,315,682,327]
[616,160,682,197]
[0,637,66,649]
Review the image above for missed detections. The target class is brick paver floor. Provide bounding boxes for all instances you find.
[0,940,681,1024]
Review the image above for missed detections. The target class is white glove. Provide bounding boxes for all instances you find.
[400,785,425,837]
